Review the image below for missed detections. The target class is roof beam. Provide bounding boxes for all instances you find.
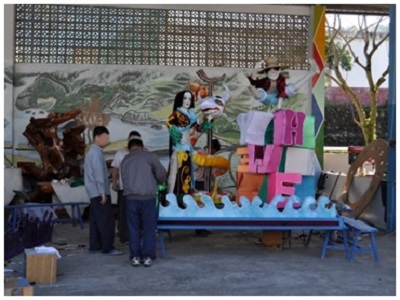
[325,4,390,16]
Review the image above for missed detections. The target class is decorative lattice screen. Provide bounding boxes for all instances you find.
[15,4,311,69]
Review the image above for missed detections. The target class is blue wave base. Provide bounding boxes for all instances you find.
[159,194,336,219]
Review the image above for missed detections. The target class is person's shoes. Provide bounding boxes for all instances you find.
[131,257,141,267]
[143,257,153,267]
[103,249,123,256]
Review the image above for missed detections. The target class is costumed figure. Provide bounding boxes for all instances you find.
[166,91,201,197]
[197,84,231,123]
[187,80,209,102]
[239,56,321,109]
[192,84,231,202]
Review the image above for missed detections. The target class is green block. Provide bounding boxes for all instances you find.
[264,121,274,145]
[297,116,315,149]
[258,175,268,204]
[257,147,287,203]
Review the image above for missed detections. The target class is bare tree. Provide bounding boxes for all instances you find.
[76,94,111,144]
[325,15,389,145]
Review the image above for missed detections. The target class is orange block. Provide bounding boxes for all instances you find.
[236,172,265,204]
[237,147,250,173]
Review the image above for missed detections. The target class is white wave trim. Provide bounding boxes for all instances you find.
[159,193,336,219]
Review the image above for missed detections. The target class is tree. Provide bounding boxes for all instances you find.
[76,94,111,144]
[325,14,389,145]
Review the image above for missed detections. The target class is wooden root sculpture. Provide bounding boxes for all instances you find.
[21,109,86,181]
[336,139,388,218]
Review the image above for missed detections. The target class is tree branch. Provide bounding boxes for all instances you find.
[376,68,389,88]
[371,33,389,57]
[325,73,341,87]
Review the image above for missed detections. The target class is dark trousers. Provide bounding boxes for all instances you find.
[125,198,157,260]
[89,195,115,253]
[117,190,129,243]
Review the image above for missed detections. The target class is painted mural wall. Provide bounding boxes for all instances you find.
[4,63,312,189]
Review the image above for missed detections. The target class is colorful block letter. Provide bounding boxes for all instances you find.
[267,172,302,203]
[248,144,283,174]
[273,109,306,146]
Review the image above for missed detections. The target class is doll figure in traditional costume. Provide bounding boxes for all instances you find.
[239,56,321,109]
[166,91,201,196]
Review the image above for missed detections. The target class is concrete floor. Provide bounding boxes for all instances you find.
[5,221,396,296]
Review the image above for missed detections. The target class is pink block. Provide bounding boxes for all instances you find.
[248,144,264,173]
[275,198,288,209]
[273,109,306,146]
[274,197,302,209]
[293,112,306,145]
[267,172,302,203]
[248,144,283,174]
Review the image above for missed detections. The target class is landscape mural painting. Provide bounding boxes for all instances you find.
[4,63,311,190]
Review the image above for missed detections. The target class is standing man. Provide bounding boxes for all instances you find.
[121,138,166,267]
[111,131,143,244]
[84,126,122,256]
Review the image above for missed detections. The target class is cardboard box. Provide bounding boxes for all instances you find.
[4,277,34,296]
[261,231,283,250]
[25,249,57,284]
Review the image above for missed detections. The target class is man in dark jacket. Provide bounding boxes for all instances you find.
[120,138,166,267]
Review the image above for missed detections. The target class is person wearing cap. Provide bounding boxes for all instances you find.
[111,130,143,244]
[239,56,320,109]
[120,137,167,267]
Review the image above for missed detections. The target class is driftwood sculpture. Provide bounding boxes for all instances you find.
[21,109,86,181]
[337,138,388,218]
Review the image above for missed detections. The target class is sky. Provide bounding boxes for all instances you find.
[326,14,390,31]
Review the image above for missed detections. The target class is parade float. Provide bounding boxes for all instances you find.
[156,57,349,255]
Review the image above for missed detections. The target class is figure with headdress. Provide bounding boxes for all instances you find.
[165,91,201,198]
[165,86,231,201]
[239,56,321,109]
